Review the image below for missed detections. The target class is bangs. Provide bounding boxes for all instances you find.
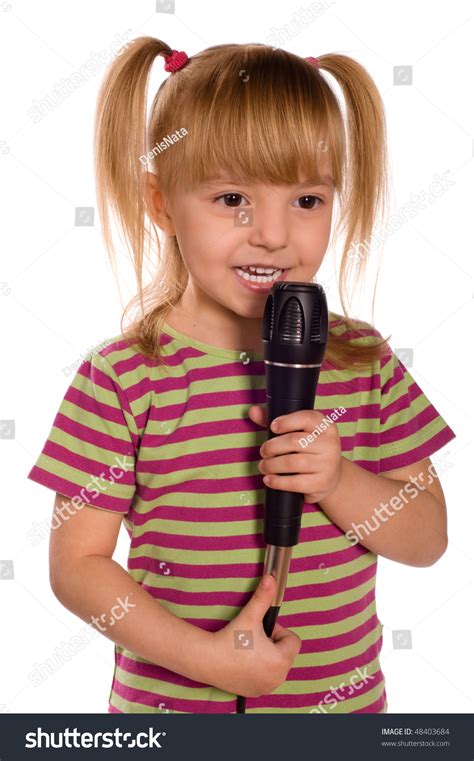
[151,45,345,196]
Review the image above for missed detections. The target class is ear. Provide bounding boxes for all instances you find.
[146,172,176,236]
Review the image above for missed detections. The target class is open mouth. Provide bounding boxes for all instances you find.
[233,266,287,285]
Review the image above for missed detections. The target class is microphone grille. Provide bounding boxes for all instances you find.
[279,296,304,343]
[310,299,322,341]
[262,295,274,341]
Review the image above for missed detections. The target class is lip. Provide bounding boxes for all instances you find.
[232,267,289,293]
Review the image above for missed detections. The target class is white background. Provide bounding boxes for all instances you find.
[0,0,472,715]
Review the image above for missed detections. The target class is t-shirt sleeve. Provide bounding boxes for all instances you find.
[378,344,456,473]
[27,349,137,514]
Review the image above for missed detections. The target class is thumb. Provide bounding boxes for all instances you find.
[243,574,276,621]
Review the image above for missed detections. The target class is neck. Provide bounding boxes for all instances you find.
[169,282,264,353]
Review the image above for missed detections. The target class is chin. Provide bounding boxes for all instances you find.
[230,301,265,320]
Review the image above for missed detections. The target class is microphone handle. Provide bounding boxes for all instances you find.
[262,364,321,622]
[264,387,320,546]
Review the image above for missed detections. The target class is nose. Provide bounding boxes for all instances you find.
[246,201,289,251]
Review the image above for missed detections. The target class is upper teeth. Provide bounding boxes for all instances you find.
[242,266,278,274]
[235,266,283,284]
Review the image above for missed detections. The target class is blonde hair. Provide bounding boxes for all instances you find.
[94,36,392,369]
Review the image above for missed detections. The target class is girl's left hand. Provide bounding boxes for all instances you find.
[248,405,343,504]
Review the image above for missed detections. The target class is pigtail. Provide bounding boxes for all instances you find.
[93,36,173,312]
[316,54,390,347]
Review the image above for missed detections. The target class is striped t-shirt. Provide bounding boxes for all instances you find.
[27,316,456,714]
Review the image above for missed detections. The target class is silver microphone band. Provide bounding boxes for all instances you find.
[263,545,294,607]
[263,361,322,368]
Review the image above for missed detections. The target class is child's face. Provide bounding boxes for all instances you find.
[149,167,334,320]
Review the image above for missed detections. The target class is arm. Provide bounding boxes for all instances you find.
[318,456,448,567]
[49,492,218,686]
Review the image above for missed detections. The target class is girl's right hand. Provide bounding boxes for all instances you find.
[210,574,302,698]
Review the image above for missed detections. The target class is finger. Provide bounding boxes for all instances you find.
[269,621,286,639]
[262,472,317,493]
[271,622,293,640]
[248,404,267,429]
[273,628,302,657]
[260,452,317,475]
[269,409,327,435]
[260,431,316,459]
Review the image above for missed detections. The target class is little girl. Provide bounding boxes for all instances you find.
[28,36,456,714]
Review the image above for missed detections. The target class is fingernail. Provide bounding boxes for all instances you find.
[261,574,272,589]
[271,419,280,431]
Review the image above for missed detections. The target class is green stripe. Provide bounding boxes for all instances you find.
[111,647,383,707]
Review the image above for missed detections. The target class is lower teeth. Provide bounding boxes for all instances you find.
[235,267,283,283]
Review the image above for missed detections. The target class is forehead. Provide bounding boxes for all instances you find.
[200,172,335,189]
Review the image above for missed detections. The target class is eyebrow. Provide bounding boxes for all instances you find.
[200,175,335,189]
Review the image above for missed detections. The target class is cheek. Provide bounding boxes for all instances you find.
[175,220,241,276]
[296,218,332,260]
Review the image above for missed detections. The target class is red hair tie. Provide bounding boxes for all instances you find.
[164,49,189,73]
[305,56,321,69]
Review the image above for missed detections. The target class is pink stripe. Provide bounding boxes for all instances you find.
[129,521,343,552]
[127,543,367,580]
[249,668,384,709]
[131,500,323,525]
[381,404,438,443]
[299,613,380,653]
[352,690,386,713]
[110,663,384,713]
[132,502,263,526]
[182,586,377,630]
[136,564,376,610]
[144,391,378,429]
[135,432,380,475]
[379,425,455,471]
[115,631,380,687]
[137,411,378,451]
[40,440,134,484]
[120,376,154,405]
[278,588,376,627]
[97,325,381,404]
[135,444,263,475]
[100,338,132,357]
[54,412,135,456]
[127,542,373,580]
[27,466,131,512]
[381,355,405,390]
[65,386,129,427]
[110,676,234,713]
[137,475,267,499]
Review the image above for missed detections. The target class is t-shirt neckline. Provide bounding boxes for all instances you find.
[162,321,265,361]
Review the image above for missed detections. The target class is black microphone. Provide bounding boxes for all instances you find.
[236,281,328,714]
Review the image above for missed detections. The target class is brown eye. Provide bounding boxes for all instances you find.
[296,195,324,210]
[214,193,246,207]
